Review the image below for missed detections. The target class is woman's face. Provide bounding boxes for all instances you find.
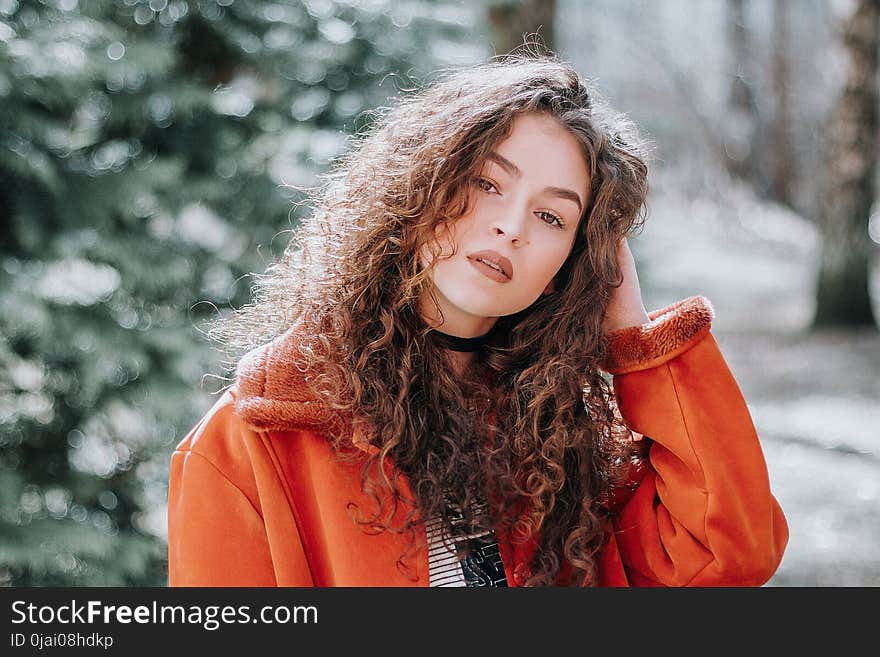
[418,111,590,337]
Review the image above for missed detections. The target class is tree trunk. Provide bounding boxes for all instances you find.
[769,0,795,206]
[487,0,556,57]
[813,0,879,328]
[724,0,762,187]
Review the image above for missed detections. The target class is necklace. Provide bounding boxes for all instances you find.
[431,329,491,352]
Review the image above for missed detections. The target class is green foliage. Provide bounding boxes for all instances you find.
[0,0,483,586]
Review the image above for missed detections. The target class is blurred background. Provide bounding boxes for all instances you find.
[1,0,877,586]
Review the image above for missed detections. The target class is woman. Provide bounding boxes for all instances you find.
[167,55,788,587]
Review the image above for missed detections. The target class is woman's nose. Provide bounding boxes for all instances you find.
[492,204,529,242]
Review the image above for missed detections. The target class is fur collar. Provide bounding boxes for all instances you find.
[233,323,352,436]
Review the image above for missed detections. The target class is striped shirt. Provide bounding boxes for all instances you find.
[426,494,509,587]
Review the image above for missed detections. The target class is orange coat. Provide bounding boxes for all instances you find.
[167,295,788,586]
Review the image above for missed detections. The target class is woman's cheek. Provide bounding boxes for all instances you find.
[418,229,454,273]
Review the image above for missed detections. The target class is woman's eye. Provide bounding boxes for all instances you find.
[537,211,565,228]
[475,177,498,193]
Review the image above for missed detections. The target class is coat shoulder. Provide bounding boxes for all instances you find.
[174,389,262,478]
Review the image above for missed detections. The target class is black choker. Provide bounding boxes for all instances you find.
[431,329,491,352]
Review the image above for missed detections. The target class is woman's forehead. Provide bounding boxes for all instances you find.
[487,113,591,198]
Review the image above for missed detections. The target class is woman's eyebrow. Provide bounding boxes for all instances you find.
[487,151,583,212]
[487,151,522,177]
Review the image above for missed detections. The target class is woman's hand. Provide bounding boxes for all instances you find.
[602,238,650,335]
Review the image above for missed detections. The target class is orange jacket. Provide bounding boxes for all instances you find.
[167,295,788,586]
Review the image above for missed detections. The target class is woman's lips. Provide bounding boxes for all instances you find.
[468,257,511,283]
[467,250,513,279]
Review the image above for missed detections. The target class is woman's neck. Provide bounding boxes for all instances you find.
[446,350,475,377]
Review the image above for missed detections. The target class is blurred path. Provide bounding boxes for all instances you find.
[634,168,880,586]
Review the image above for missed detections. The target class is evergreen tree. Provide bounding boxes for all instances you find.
[0,0,483,586]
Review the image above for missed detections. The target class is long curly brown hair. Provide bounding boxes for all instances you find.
[211,53,652,586]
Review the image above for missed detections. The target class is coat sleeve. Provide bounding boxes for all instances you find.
[600,296,789,586]
[166,395,313,587]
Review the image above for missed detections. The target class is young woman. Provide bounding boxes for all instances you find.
[166,55,788,587]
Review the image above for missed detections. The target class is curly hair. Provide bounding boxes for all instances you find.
[211,53,652,586]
